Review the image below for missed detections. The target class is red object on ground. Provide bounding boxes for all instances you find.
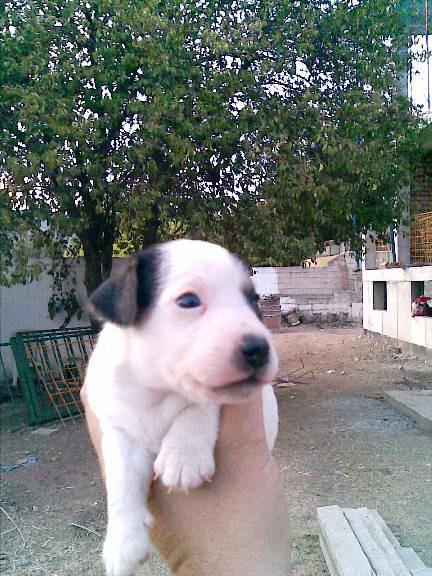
[412,296,432,317]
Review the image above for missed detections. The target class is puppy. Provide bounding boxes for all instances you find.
[84,239,279,576]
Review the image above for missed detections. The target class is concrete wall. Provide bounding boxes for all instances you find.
[0,259,89,346]
[0,258,130,373]
[252,267,278,296]
[362,266,432,350]
[252,253,363,323]
[0,252,364,375]
[1,253,362,343]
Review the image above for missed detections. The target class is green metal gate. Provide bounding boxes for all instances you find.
[10,326,98,425]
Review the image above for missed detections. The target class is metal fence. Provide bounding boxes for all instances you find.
[10,326,98,425]
[411,211,432,265]
[0,342,16,403]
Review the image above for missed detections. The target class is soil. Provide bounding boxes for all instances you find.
[1,326,431,576]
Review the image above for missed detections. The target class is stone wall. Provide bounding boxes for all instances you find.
[252,252,363,324]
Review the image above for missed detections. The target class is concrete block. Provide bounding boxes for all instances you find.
[280,297,296,306]
[333,292,354,304]
[312,304,329,311]
[384,390,432,432]
[326,304,345,312]
[280,304,297,313]
[352,303,363,321]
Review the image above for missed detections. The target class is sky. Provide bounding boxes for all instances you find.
[409,34,432,115]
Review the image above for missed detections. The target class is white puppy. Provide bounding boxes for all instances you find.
[84,239,279,576]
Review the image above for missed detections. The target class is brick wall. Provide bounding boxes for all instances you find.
[412,152,432,213]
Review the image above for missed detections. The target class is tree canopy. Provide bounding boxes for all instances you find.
[0,0,423,319]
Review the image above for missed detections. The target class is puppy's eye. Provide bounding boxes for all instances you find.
[176,292,202,309]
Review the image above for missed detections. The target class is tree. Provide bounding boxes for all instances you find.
[0,182,44,286]
[1,0,422,317]
[256,0,423,261]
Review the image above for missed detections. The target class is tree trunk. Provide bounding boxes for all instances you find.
[145,202,161,247]
[80,233,113,297]
[80,233,113,329]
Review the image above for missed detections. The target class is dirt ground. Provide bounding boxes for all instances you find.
[1,326,431,576]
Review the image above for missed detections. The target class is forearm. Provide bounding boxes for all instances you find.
[149,399,291,575]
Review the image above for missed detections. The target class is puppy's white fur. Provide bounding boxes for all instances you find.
[85,240,279,576]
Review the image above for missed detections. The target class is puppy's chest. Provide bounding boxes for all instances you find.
[109,387,190,451]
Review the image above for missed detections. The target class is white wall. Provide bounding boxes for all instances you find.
[0,259,135,374]
[0,258,127,348]
[362,266,432,350]
[0,259,88,345]
[251,267,278,296]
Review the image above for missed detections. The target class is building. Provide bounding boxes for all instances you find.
[362,1,432,351]
[362,184,432,351]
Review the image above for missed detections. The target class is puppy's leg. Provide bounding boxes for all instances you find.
[154,404,220,491]
[102,428,154,576]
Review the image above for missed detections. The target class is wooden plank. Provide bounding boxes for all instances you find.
[401,550,428,572]
[344,508,411,576]
[318,506,432,576]
[367,509,426,572]
[319,534,340,576]
[367,510,404,553]
[317,506,375,576]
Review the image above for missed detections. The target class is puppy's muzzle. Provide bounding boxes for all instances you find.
[239,334,270,371]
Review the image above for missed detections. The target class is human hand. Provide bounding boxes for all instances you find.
[149,391,290,576]
[82,388,290,576]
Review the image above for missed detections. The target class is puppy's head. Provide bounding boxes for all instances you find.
[88,239,278,403]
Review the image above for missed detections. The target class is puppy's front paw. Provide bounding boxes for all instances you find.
[103,521,152,576]
[154,444,215,491]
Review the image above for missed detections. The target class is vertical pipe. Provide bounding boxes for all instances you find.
[426,0,430,111]
[390,222,397,264]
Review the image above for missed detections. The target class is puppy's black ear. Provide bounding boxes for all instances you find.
[87,247,160,326]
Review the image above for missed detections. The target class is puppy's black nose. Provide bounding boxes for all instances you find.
[241,335,270,370]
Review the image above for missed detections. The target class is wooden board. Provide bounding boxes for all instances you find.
[317,506,431,576]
